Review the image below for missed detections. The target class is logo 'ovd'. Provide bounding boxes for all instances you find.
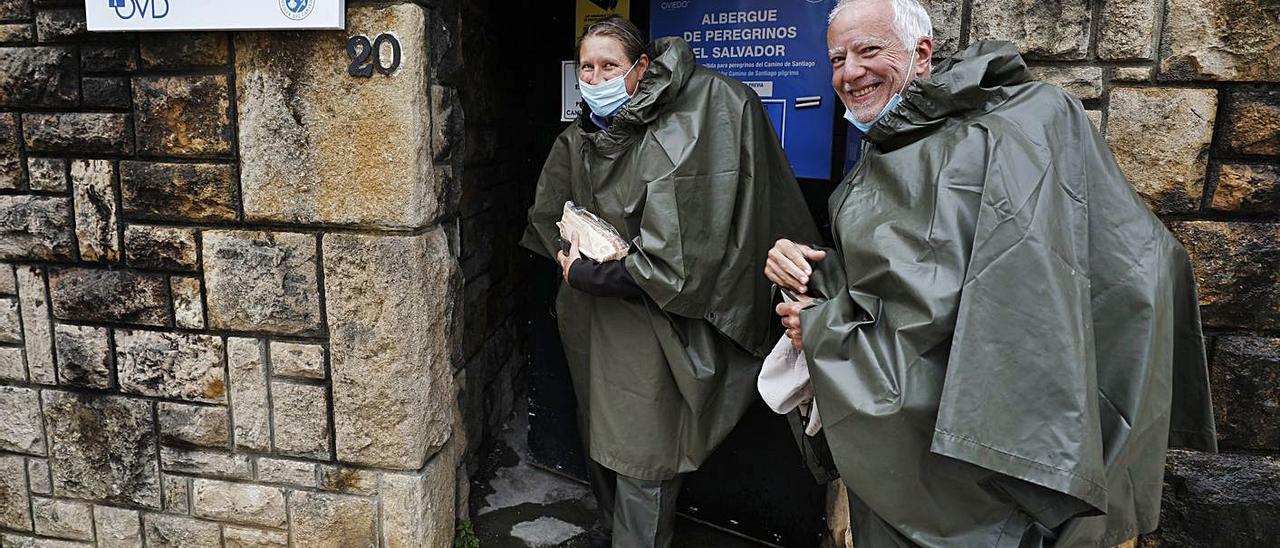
[109,0,169,19]
[280,0,314,20]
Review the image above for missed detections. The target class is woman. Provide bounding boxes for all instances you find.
[521,17,819,548]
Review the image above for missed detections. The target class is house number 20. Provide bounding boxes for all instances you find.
[347,34,401,77]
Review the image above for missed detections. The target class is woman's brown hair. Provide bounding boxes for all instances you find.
[577,16,647,63]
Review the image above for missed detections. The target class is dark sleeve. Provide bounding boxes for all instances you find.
[567,259,644,298]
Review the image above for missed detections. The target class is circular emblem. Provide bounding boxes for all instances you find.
[280,0,314,20]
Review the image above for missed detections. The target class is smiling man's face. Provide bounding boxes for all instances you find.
[828,0,931,124]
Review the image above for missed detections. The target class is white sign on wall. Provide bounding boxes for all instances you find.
[561,60,582,123]
[86,0,345,32]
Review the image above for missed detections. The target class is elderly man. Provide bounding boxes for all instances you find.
[766,0,1217,546]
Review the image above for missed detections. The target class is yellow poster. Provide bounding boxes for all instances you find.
[575,0,631,39]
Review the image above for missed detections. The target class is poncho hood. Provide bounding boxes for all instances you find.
[867,40,1031,150]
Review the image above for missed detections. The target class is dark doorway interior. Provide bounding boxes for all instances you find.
[470,2,844,545]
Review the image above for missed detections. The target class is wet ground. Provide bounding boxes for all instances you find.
[468,409,768,548]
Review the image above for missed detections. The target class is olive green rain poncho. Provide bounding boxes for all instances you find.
[800,42,1217,547]
[522,37,820,480]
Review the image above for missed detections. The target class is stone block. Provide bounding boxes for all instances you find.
[81,45,136,73]
[0,263,12,295]
[204,230,320,335]
[115,330,224,403]
[93,506,142,548]
[0,386,45,455]
[381,448,456,547]
[21,113,131,155]
[1171,222,1280,331]
[236,4,439,228]
[132,75,232,158]
[0,297,18,343]
[0,46,76,107]
[158,403,228,448]
[317,465,378,496]
[223,526,287,548]
[119,161,236,223]
[25,459,48,494]
[43,391,160,508]
[288,492,377,548]
[16,267,55,384]
[142,514,220,548]
[82,76,129,109]
[1160,0,1280,81]
[33,8,82,41]
[0,534,92,547]
[26,158,66,192]
[0,196,74,261]
[49,269,169,327]
[139,33,228,68]
[0,347,23,381]
[970,0,1090,60]
[325,229,460,468]
[190,479,285,528]
[0,0,31,20]
[0,455,31,531]
[1211,337,1280,451]
[255,458,315,487]
[1028,66,1103,101]
[1223,89,1280,157]
[0,23,32,42]
[0,114,18,189]
[161,475,188,514]
[170,276,204,330]
[921,0,961,58]
[71,159,120,263]
[159,447,251,480]
[1,534,95,547]
[269,341,324,379]
[227,337,270,451]
[1106,87,1217,213]
[32,497,92,541]
[1212,164,1278,213]
[270,381,330,458]
[1112,66,1152,83]
[123,225,198,271]
[53,324,111,389]
[1097,0,1157,60]
[1151,450,1280,545]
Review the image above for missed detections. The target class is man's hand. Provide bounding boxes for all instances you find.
[557,233,581,283]
[766,239,827,294]
[776,295,812,351]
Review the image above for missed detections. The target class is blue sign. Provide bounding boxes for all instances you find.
[651,0,836,180]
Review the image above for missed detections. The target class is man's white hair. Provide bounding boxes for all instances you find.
[829,0,932,52]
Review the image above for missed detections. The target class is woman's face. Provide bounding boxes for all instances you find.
[579,35,648,95]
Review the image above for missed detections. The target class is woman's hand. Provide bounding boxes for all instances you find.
[776,294,813,351]
[557,233,582,283]
[766,239,827,295]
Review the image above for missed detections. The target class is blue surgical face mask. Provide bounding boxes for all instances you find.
[579,61,638,117]
[844,48,917,133]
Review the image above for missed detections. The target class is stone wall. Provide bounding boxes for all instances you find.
[446,0,535,512]
[927,0,1279,544]
[0,1,467,546]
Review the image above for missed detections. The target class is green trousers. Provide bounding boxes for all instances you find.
[586,458,684,548]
